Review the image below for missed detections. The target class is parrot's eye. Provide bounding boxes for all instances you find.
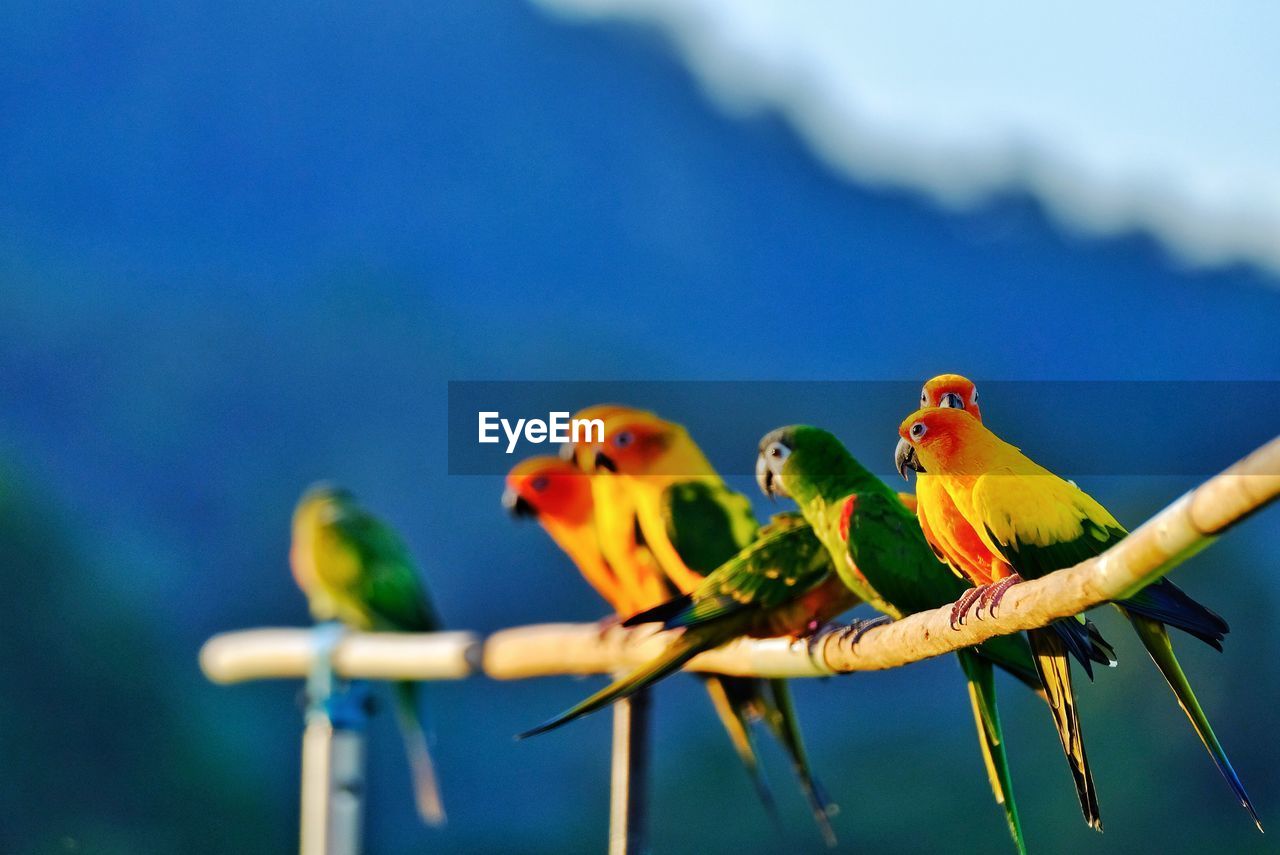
[910,421,927,440]
[971,389,979,404]
[530,476,550,493]
[765,441,790,462]
[939,392,964,409]
[920,391,927,404]
[613,431,634,449]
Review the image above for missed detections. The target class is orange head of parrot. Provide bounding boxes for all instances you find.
[591,412,677,476]
[503,457,593,526]
[559,404,642,464]
[895,406,984,480]
[920,373,982,421]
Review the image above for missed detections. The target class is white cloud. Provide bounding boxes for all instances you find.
[532,0,1280,275]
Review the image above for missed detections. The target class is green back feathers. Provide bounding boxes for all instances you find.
[313,489,441,633]
[678,514,834,627]
[661,480,760,575]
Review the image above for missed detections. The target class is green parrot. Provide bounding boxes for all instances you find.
[291,483,445,826]
[521,512,858,846]
[755,426,1117,851]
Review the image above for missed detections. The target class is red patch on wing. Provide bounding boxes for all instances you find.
[838,495,858,542]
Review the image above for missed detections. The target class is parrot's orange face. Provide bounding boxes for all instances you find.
[591,417,675,476]
[561,404,650,465]
[895,406,980,478]
[920,374,982,421]
[503,457,593,525]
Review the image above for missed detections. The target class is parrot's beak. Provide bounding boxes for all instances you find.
[558,442,576,462]
[501,487,537,518]
[593,451,618,473]
[895,437,923,481]
[755,453,787,499]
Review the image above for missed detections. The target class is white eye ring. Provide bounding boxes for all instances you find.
[613,431,634,448]
[910,422,927,439]
[766,442,790,461]
[971,389,979,405]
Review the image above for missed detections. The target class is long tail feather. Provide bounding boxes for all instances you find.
[1029,629,1102,831]
[392,681,446,826]
[519,632,709,738]
[1120,580,1228,651]
[701,675,779,819]
[761,679,839,848]
[958,651,1026,855]
[1125,613,1261,831]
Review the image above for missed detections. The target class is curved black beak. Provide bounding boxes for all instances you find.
[755,453,786,499]
[501,487,537,518]
[593,451,618,473]
[895,437,923,481]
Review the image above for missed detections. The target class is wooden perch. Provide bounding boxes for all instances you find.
[201,435,1280,686]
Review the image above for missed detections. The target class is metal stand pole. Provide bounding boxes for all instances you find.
[300,625,370,855]
[608,687,651,855]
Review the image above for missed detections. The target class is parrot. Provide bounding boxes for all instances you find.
[755,424,1115,847]
[518,510,854,845]
[562,404,669,611]
[520,410,855,845]
[895,398,1260,830]
[503,453,819,835]
[290,483,445,825]
[504,456,631,614]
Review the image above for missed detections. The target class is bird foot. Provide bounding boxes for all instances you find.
[974,574,1023,619]
[835,615,892,646]
[949,586,985,629]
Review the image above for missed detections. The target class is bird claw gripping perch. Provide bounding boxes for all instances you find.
[837,614,892,646]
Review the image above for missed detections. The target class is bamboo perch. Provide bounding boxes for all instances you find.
[201,435,1280,686]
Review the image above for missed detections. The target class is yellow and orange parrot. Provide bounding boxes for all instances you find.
[548,408,848,843]
[503,453,812,835]
[896,397,1259,830]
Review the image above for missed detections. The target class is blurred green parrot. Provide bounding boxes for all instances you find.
[290,483,446,826]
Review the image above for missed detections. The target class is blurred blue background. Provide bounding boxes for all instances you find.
[1,2,1277,853]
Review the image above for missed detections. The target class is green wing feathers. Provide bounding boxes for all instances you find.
[661,480,760,574]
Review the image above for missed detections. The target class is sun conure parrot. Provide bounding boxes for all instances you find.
[563,404,669,611]
[526,409,855,846]
[755,425,1115,847]
[895,400,1260,830]
[519,510,855,846]
[504,456,630,613]
[290,483,445,825]
[503,454,805,832]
